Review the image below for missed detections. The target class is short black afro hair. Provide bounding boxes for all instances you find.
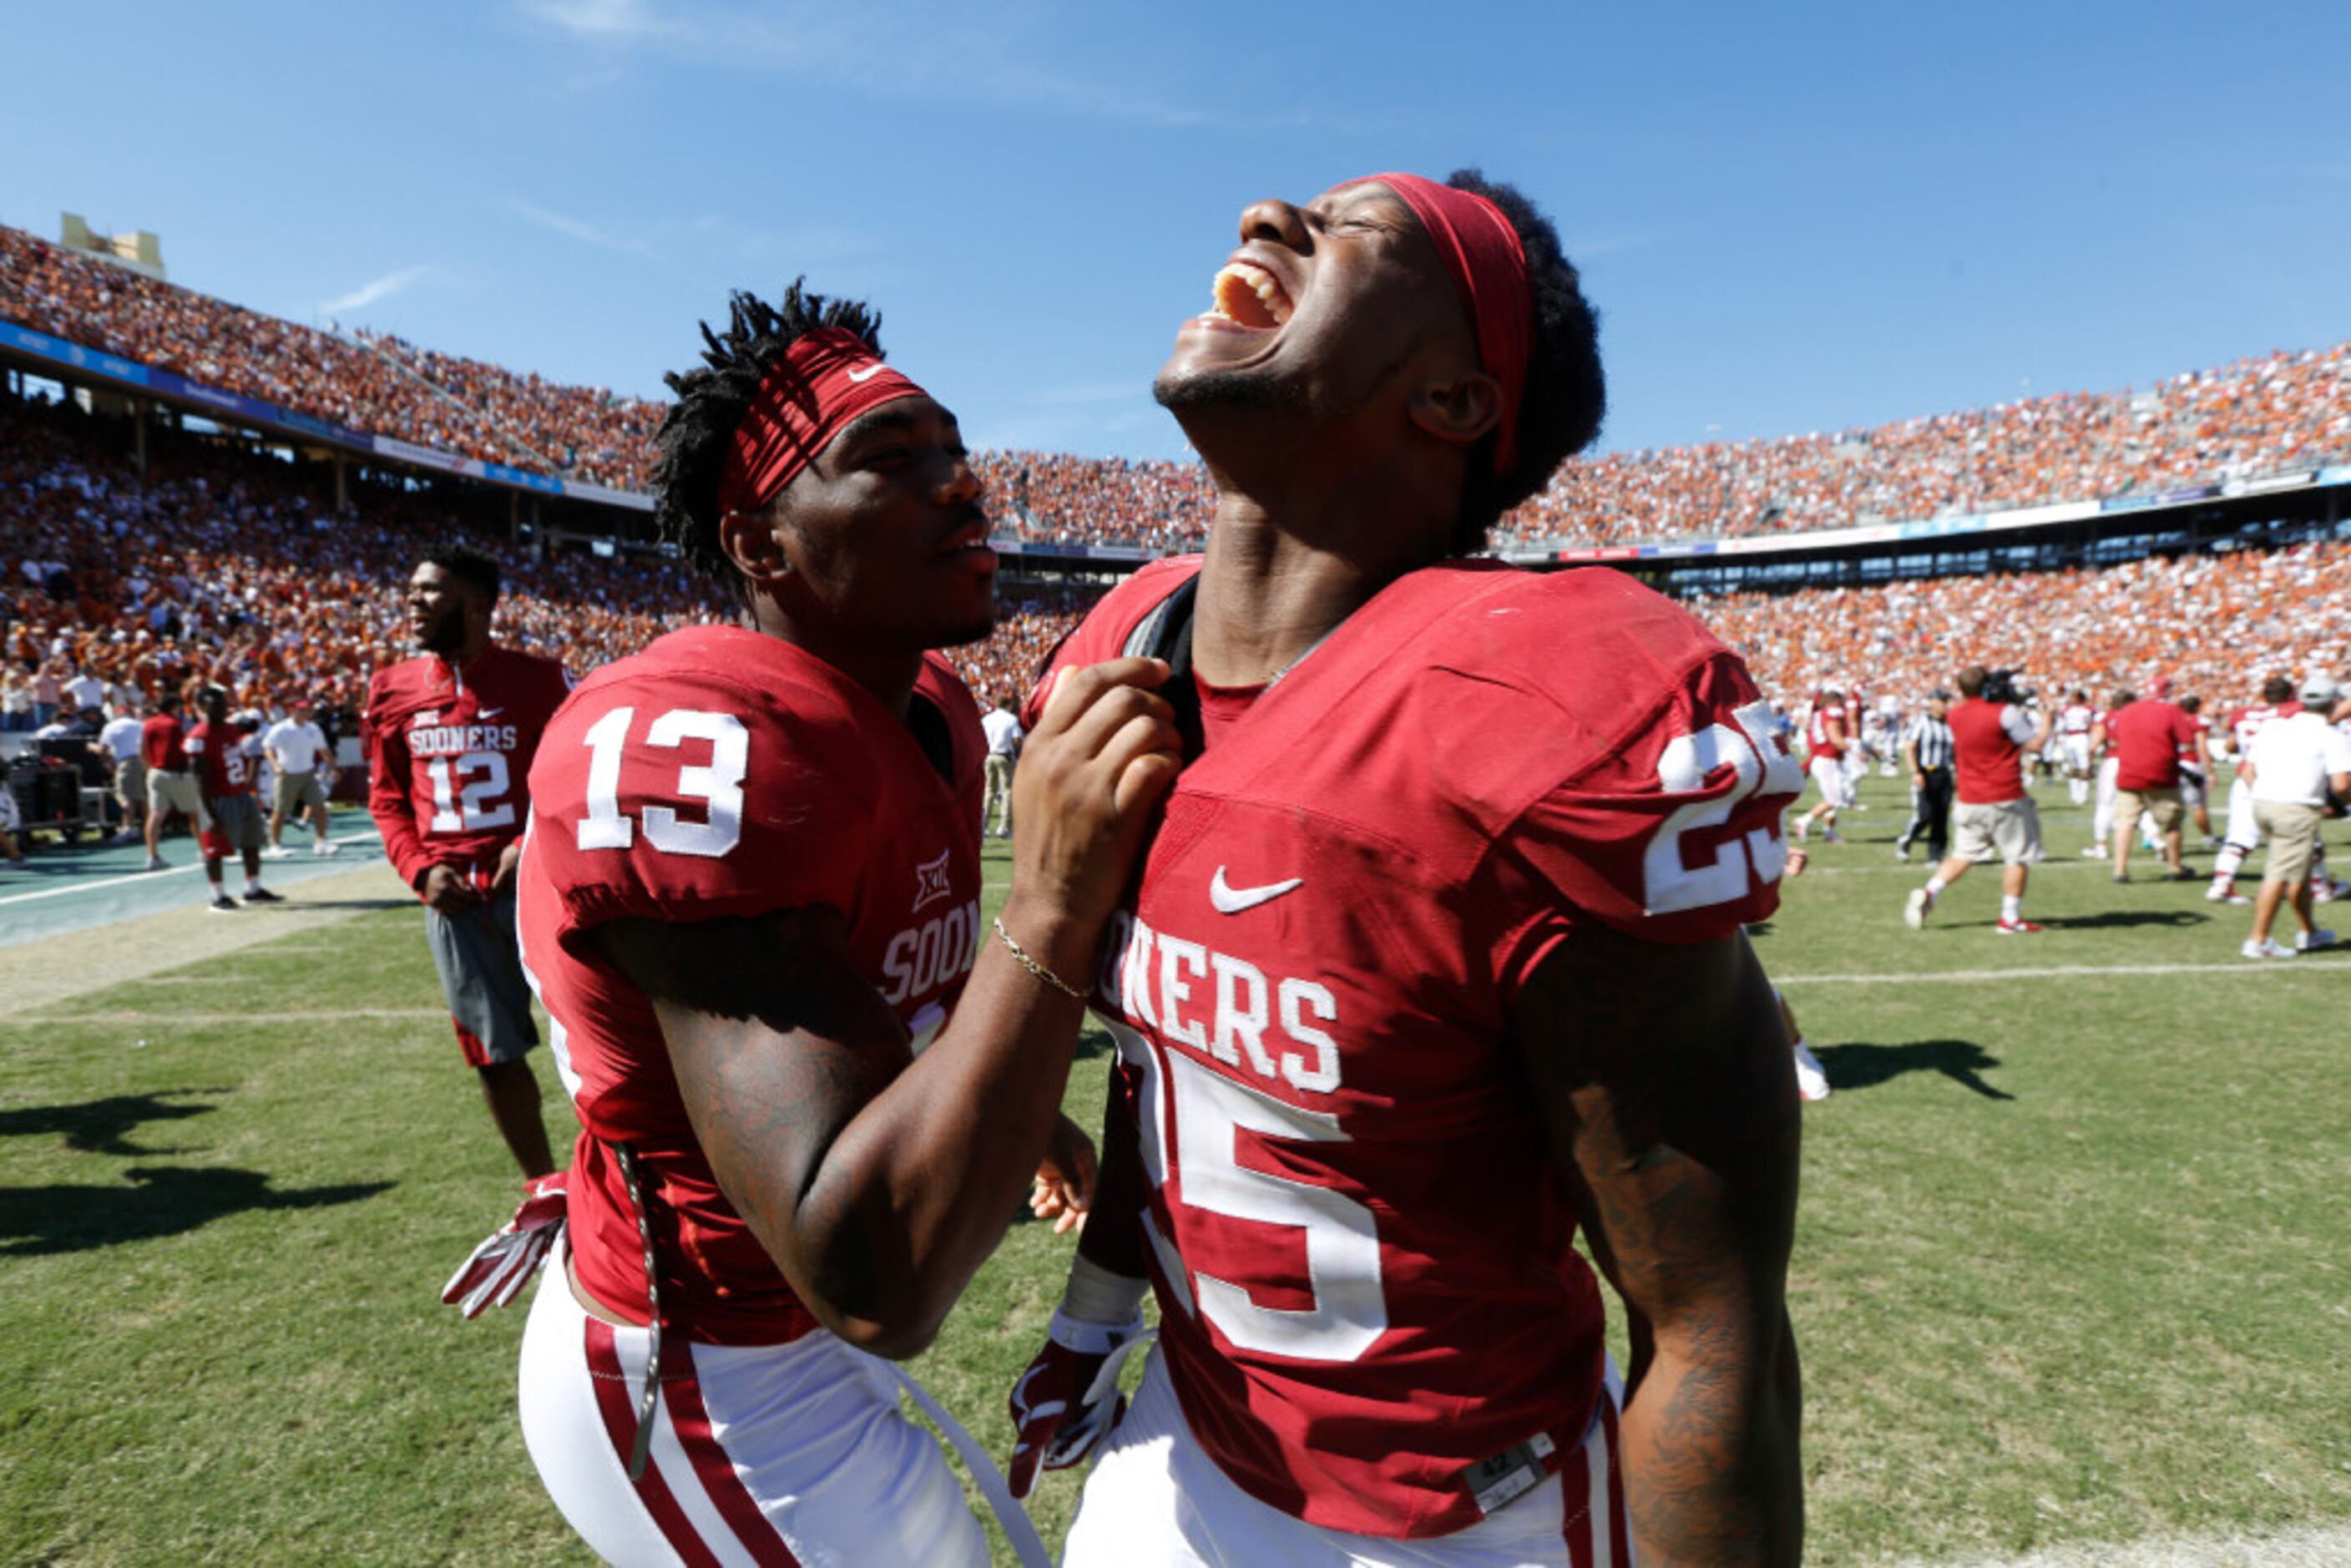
[652,280,884,584]
[418,544,501,603]
[1443,169,1605,555]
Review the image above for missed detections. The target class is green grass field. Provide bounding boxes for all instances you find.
[3,774,2347,1565]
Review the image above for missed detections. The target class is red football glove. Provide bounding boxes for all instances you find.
[441,1170,568,1318]
[1005,1308,1150,1498]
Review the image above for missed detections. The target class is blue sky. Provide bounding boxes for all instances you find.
[4,2,2345,465]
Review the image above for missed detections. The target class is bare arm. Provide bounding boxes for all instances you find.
[604,658,1179,1358]
[1511,925,1802,1566]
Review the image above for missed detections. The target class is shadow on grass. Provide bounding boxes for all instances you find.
[281,898,411,913]
[2040,908,2210,930]
[0,1166,396,1256]
[0,1089,230,1156]
[1814,1039,2015,1100]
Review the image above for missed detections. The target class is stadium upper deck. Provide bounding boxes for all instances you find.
[4,220,2346,555]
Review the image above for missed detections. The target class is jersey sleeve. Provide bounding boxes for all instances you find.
[361,677,432,892]
[528,670,871,934]
[1485,649,1801,986]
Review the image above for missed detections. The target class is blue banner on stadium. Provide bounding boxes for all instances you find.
[2099,493,2161,513]
[0,318,153,389]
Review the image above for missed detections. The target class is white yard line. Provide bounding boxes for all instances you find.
[0,830,377,907]
[1909,1522,2351,1567]
[1777,960,2342,984]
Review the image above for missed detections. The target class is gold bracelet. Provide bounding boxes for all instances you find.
[992,916,1090,1001]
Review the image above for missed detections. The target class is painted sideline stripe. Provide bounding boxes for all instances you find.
[1777,959,2343,985]
[22,1008,446,1025]
[1910,1521,2351,1567]
[0,830,378,908]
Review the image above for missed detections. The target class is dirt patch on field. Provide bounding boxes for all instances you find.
[0,867,408,1011]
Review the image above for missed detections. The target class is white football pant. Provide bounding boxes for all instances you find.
[1063,1349,1634,1567]
[518,1248,988,1568]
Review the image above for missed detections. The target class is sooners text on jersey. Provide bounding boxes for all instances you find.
[364,643,570,892]
[516,625,986,1345]
[1029,559,1798,1539]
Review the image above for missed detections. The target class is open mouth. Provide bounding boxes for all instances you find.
[1207,259,1293,329]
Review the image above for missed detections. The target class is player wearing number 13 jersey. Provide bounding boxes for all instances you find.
[501,284,1180,1568]
[364,546,571,1182]
[1009,172,1807,1566]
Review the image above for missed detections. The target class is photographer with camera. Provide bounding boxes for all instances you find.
[2239,675,2351,959]
[1906,665,2053,934]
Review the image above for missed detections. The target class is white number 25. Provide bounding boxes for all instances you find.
[574,705,748,859]
[1644,698,1803,914]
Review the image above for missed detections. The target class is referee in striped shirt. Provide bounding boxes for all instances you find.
[1897,689,1956,862]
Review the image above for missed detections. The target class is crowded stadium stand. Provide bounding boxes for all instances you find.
[3,211,2347,747]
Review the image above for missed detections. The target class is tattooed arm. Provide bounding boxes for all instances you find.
[1509,925,1803,1566]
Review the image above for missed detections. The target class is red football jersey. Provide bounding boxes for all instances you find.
[364,644,570,893]
[185,721,255,798]
[1807,704,1843,760]
[1029,559,1798,1539]
[2107,700,2198,791]
[516,625,986,1346]
[141,712,190,772]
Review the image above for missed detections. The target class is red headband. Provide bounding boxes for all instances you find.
[716,327,928,517]
[1340,172,1531,473]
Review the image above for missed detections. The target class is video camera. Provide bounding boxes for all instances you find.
[1981,668,2033,706]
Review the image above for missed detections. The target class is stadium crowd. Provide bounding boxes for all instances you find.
[1702,541,2351,716]
[0,392,1078,742]
[7,220,2347,549]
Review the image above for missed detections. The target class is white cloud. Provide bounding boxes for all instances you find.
[320,265,435,316]
[511,200,641,255]
[522,0,672,38]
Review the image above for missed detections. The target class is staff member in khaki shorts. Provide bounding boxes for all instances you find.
[262,697,339,857]
[2240,674,2351,959]
[1906,664,2054,934]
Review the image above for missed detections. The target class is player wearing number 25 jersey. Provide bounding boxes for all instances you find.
[1010,172,1807,1567]
[365,546,569,1183]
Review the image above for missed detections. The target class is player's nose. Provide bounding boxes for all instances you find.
[1240,198,1310,251]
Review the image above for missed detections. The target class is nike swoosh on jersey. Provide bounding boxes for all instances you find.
[847,364,884,382]
[477,706,503,719]
[1209,867,1303,914]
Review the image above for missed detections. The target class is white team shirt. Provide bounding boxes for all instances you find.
[980,707,1024,758]
[262,718,329,776]
[2247,712,2351,806]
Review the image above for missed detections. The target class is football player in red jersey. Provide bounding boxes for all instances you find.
[366,547,572,1184]
[1005,174,1804,1565]
[185,683,280,912]
[507,284,1180,1566]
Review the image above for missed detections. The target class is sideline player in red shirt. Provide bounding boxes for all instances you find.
[1005,173,1804,1565]
[2092,690,2200,881]
[139,691,206,871]
[185,683,280,911]
[506,284,1180,1565]
[365,549,571,1181]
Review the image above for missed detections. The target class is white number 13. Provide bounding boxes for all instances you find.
[575,705,748,859]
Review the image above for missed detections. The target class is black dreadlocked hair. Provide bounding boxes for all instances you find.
[652,280,885,584]
[1442,169,1606,557]
[417,544,501,603]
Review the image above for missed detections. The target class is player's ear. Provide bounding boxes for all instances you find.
[720,503,794,585]
[1406,366,1502,449]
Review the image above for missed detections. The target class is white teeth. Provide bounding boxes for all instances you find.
[1210,262,1292,328]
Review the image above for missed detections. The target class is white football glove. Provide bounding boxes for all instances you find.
[1005,1307,1150,1498]
[442,1170,568,1318]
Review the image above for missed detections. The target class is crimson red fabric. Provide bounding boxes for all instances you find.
[1949,698,2029,804]
[1342,172,1531,473]
[716,328,927,517]
[2108,699,2199,790]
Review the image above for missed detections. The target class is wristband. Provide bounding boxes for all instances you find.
[1062,1253,1150,1326]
